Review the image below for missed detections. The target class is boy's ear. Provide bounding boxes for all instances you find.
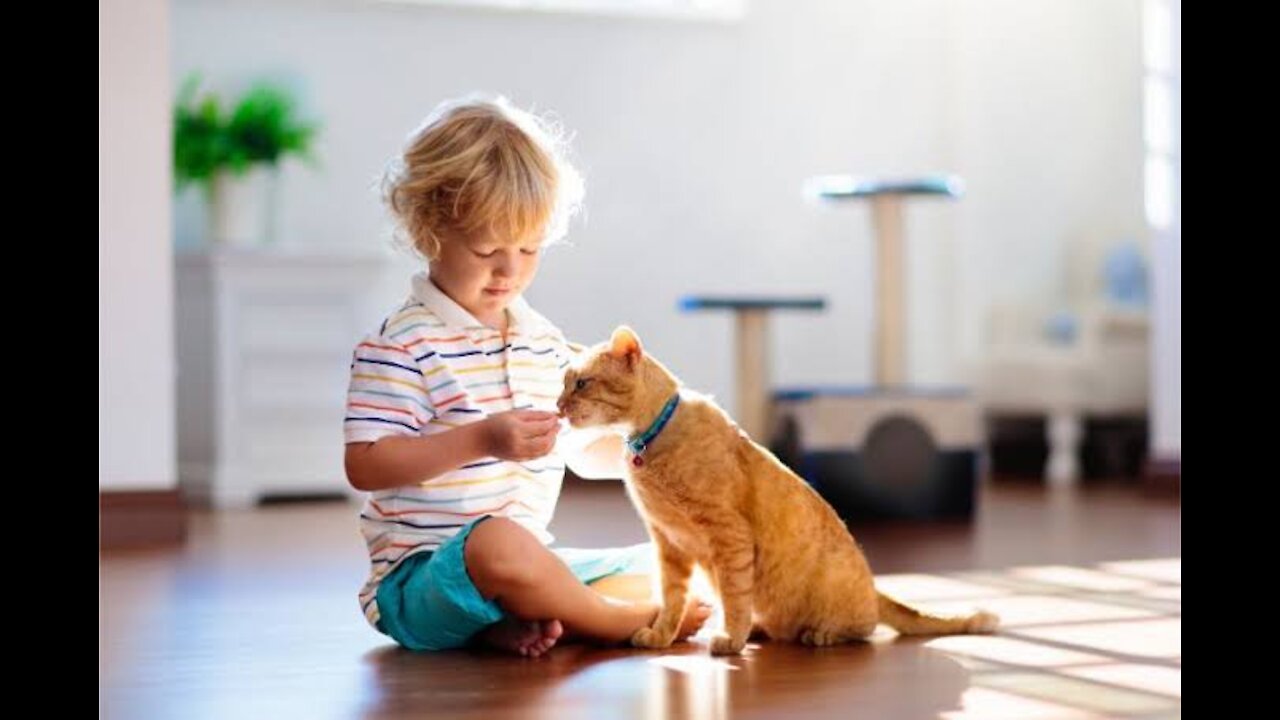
[609,326,643,370]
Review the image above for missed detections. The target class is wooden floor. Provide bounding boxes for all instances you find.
[101,480,1180,719]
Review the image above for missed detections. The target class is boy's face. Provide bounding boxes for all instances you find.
[430,231,543,325]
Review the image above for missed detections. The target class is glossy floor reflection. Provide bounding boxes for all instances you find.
[102,481,1180,719]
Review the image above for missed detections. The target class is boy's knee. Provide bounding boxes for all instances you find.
[464,517,542,595]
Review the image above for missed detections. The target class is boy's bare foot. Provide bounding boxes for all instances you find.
[479,618,564,657]
[676,598,714,641]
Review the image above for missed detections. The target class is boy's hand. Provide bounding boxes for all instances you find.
[482,410,560,461]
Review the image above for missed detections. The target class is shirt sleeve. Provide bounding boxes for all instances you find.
[343,332,435,444]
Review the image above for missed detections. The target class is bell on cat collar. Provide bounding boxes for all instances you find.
[632,455,645,467]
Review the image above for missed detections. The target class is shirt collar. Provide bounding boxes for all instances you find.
[410,271,544,333]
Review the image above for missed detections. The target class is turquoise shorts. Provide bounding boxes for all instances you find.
[375,516,655,651]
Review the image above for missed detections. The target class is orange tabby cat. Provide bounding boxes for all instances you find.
[557,326,999,655]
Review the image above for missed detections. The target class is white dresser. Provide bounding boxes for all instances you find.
[176,246,405,508]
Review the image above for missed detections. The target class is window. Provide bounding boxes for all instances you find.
[1143,0,1180,234]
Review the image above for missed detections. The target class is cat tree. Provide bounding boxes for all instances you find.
[684,175,981,521]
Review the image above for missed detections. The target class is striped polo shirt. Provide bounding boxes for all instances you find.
[345,272,575,628]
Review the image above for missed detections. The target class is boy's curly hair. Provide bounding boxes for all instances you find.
[382,96,584,260]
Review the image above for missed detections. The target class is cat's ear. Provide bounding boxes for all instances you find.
[609,325,643,369]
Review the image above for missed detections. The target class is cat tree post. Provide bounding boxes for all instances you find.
[679,297,826,441]
[763,174,982,521]
[805,175,964,385]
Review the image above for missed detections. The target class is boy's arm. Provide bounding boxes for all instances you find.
[345,424,490,492]
[347,410,560,491]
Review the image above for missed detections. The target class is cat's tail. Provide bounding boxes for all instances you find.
[876,591,1000,636]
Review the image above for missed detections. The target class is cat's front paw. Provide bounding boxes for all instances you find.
[709,633,747,656]
[631,626,675,649]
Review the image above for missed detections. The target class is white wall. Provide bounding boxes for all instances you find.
[1152,0,1181,461]
[1151,230,1180,460]
[173,0,1147,419]
[100,0,176,491]
[948,0,1146,361]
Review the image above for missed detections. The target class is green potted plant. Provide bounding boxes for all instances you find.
[173,75,319,246]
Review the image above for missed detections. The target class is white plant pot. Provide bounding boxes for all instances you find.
[209,165,277,247]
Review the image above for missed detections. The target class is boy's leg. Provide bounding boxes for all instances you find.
[587,573,653,603]
[465,517,658,644]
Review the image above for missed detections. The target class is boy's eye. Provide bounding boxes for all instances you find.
[574,377,590,392]
[520,248,540,256]
[474,249,497,258]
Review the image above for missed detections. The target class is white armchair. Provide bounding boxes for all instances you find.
[972,301,1150,485]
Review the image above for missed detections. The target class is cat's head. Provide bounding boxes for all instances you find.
[557,325,675,431]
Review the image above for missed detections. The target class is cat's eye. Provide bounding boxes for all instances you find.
[574,377,591,392]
